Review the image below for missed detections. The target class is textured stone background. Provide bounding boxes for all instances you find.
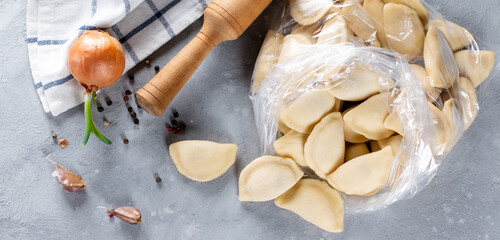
[0,0,499,239]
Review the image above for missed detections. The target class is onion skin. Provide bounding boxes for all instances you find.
[68,30,125,92]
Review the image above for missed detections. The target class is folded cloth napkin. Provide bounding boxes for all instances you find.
[26,0,209,116]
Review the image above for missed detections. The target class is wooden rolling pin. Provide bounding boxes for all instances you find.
[136,0,273,116]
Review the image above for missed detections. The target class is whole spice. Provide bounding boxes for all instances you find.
[58,139,69,148]
[133,118,140,125]
[156,176,162,183]
[123,95,129,102]
[130,111,137,118]
[127,106,133,112]
[167,126,173,132]
[68,30,125,145]
[178,122,186,129]
[97,106,104,112]
[128,74,134,81]
[50,160,86,192]
[99,206,142,225]
[145,59,150,66]
[123,138,129,144]
[51,132,57,139]
[125,90,132,95]
[170,119,177,126]
[172,111,179,118]
[154,65,160,72]
[106,100,113,106]
[103,119,109,126]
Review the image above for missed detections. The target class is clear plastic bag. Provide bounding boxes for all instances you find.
[249,0,498,213]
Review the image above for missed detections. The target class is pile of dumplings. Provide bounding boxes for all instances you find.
[245,0,497,233]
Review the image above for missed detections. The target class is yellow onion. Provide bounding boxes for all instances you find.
[68,30,125,145]
[68,30,125,93]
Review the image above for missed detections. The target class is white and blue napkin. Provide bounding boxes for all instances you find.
[27,0,209,116]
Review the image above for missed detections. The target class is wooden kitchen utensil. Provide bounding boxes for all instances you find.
[135,0,273,116]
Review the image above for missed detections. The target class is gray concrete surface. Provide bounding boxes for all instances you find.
[1,0,499,239]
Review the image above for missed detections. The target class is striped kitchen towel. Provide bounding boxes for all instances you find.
[26,0,209,116]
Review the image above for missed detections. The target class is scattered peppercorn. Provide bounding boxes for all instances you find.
[178,122,186,129]
[167,126,173,132]
[154,65,159,72]
[106,100,113,106]
[130,111,137,118]
[103,119,109,126]
[123,138,129,144]
[133,118,140,125]
[171,119,177,125]
[128,74,134,81]
[155,176,162,183]
[127,106,133,112]
[125,90,132,95]
[123,95,129,102]
[145,59,150,65]
[173,111,179,118]
[58,139,69,148]
[109,214,114,218]
[173,129,178,134]
[97,106,104,112]
[51,132,57,139]
[177,126,181,131]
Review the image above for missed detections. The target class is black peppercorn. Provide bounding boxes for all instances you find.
[51,133,57,139]
[106,100,112,106]
[125,90,132,95]
[133,118,139,125]
[130,111,137,118]
[128,74,134,80]
[178,122,186,129]
[154,65,159,72]
[127,106,133,112]
[155,177,162,183]
[170,119,177,125]
[123,139,129,144]
[97,106,104,112]
[172,111,179,118]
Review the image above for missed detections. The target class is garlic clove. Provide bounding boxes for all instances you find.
[103,206,142,225]
[51,161,86,192]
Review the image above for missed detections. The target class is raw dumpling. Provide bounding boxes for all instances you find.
[342,106,371,143]
[424,26,458,89]
[328,66,383,101]
[343,94,395,140]
[342,0,381,46]
[377,135,402,156]
[280,91,337,134]
[454,50,496,88]
[383,111,403,135]
[430,19,473,52]
[450,77,478,130]
[383,0,429,26]
[363,0,389,48]
[304,112,345,178]
[383,3,425,58]
[239,156,303,202]
[278,118,292,134]
[289,0,332,26]
[274,179,344,233]
[428,102,451,154]
[252,31,284,92]
[317,15,353,44]
[410,64,442,101]
[278,33,316,63]
[274,130,309,166]
[345,143,370,162]
[169,141,238,182]
[327,146,394,196]
[442,98,459,135]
